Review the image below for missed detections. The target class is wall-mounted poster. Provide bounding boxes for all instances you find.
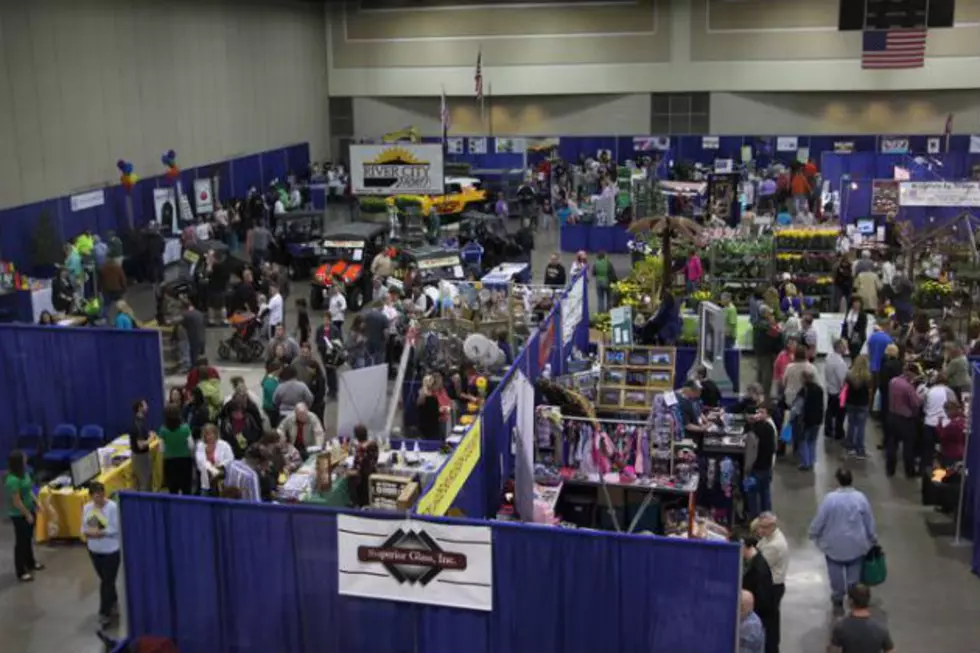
[899,181,980,207]
[871,180,900,215]
[927,137,941,154]
[446,138,464,154]
[702,136,720,150]
[193,178,214,215]
[880,137,909,154]
[349,144,445,196]
[633,136,670,151]
[153,187,177,233]
[834,141,855,153]
[776,136,798,152]
[467,137,487,154]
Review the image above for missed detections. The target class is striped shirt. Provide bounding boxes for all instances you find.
[225,461,261,502]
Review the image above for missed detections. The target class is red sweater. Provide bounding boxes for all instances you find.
[937,416,966,461]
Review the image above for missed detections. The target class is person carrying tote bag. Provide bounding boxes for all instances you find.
[861,544,887,586]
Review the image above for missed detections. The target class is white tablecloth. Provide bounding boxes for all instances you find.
[481,263,530,287]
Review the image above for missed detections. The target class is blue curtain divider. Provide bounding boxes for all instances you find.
[0,325,165,466]
[0,144,308,271]
[120,493,741,653]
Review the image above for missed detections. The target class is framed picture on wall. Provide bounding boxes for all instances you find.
[447,138,464,154]
[927,137,941,154]
[468,137,487,154]
[702,136,720,150]
[881,137,909,154]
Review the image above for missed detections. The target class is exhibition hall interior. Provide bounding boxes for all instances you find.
[3,0,980,652]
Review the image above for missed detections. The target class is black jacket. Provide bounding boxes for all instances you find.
[742,552,776,619]
[801,381,825,427]
[841,311,868,345]
[544,263,566,287]
[218,400,264,457]
[52,276,74,313]
[751,419,776,473]
[700,379,721,408]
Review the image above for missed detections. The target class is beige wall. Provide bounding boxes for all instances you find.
[328,0,980,97]
[0,0,329,211]
[710,91,980,135]
[352,95,652,138]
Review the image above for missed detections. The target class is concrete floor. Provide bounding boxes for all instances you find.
[1,222,978,653]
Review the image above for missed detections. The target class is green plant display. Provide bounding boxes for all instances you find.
[359,197,388,214]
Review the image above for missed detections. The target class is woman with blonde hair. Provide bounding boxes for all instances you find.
[844,354,873,458]
[195,423,233,496]
[752,512,788,653]
[416,375,442,440]
[113,300,138,329]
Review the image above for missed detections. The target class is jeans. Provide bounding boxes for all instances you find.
[90,550,121,618]
[885,414,918,477]
[799,424,820,469]
[826,556,864,603]
[11,514,37,577]
[596,285,610,313]
[746,468,773,519]
[845,406,869,455]
[769,583,785,653]
[332,321,344,341]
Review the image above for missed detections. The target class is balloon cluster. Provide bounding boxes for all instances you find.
[117,159,138,190]
[161,149,180,180]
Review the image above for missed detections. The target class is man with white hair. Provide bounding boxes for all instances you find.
[753,512,789,653]
[853,249,874,276]
[277,402,325,458]
[739,590,765,653]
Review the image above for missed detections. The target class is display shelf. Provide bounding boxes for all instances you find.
[772,227,839,312]
[596,344,675,412]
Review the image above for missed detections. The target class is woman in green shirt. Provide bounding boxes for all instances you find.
[6,450,43,581]
[159,404,194,495]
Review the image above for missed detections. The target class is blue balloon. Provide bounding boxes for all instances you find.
[161,154,170,166]
[167,149,176,160]
[123,162,134,175]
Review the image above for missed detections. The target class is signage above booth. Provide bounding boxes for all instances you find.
[900,181,980,207]
[350,144,445,196]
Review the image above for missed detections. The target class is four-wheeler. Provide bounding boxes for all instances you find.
[270,210,325,279]
[397,245,465,287]
[456,210,526,273]
[309,222,390,311]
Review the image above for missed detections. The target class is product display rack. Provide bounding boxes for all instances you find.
[772,227,839,312]
[708,236,773,311]
[596,344,676,413]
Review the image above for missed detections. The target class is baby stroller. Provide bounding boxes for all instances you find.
[217,311,267,362]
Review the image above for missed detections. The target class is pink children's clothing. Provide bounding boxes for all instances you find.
[685,255,704,282]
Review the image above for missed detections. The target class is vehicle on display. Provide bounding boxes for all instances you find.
[309,222,389,311]
[386,176,488,225]
[397,245,465,287]
[456,210,526,272]
[270,210,325,279]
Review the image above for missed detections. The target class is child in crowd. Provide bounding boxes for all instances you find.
[295,298,311,346]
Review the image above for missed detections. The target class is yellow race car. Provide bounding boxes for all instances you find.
[386,176,488,223]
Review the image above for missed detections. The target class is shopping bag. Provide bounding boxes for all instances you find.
[861,545,887,586]
[779,422,793,444]
[839,383,849,408]
[872,391,881,413]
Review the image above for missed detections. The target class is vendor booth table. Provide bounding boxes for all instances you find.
[560,223,631,254]
[480,262,531,288]
[36,436,163,543]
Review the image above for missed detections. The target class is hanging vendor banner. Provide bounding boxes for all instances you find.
[70,189,105,212]
[349,144,445,196]
[776,136,798,152]
[633,136,670,151]
[513,369,535,523]
[561,273,585,347]
[337,514,493,611]
[880,137,909,154]
[153,187,177,234]
[899,181,980,207]
[970,135,980,154]
[871,180,900,215]
[537,313,556,373]
[527,137,560,152]
[446,137,464,154]
[193,178,214,215]
[834,141,855,153]
[702,136,720,150]
[467,137,487,154]
[495,138,525,154]
[416,419,481,517]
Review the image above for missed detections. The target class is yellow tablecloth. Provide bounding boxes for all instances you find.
[35,437,163,543]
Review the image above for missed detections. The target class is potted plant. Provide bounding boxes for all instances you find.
[30,209,63,278]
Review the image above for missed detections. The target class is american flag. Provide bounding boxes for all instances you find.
[944,112,953,153]
[440,87,450,141]
[861,29,927,69]
[475,50,483,101]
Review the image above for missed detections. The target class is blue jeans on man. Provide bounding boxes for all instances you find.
[799,424,820,470]
[826,556,863,604]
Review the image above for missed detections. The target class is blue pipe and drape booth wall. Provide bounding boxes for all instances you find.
[969,366,980,575]
[120,493,741,653]
[0,325,165,466]
[0,143,310,272]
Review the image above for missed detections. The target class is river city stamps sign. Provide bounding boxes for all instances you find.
[349,144,445,196]
[337,514,492,611]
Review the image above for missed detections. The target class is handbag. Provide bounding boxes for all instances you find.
[861,545,887,586]
[839,383,849,408]
[779,421,793,444]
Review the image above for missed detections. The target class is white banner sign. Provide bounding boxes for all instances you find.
[899,181,980,207]
[337,514,492,611]
[701,136,720,150]
[70,189,105,212]
[776,136,798,152]
[467,137,487,154]
[561,274,585,346]
[970,135,980,154]
[514,369,535,523]
[501,375,518,419]
[193,178,214,215]
[349,144,445,196]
